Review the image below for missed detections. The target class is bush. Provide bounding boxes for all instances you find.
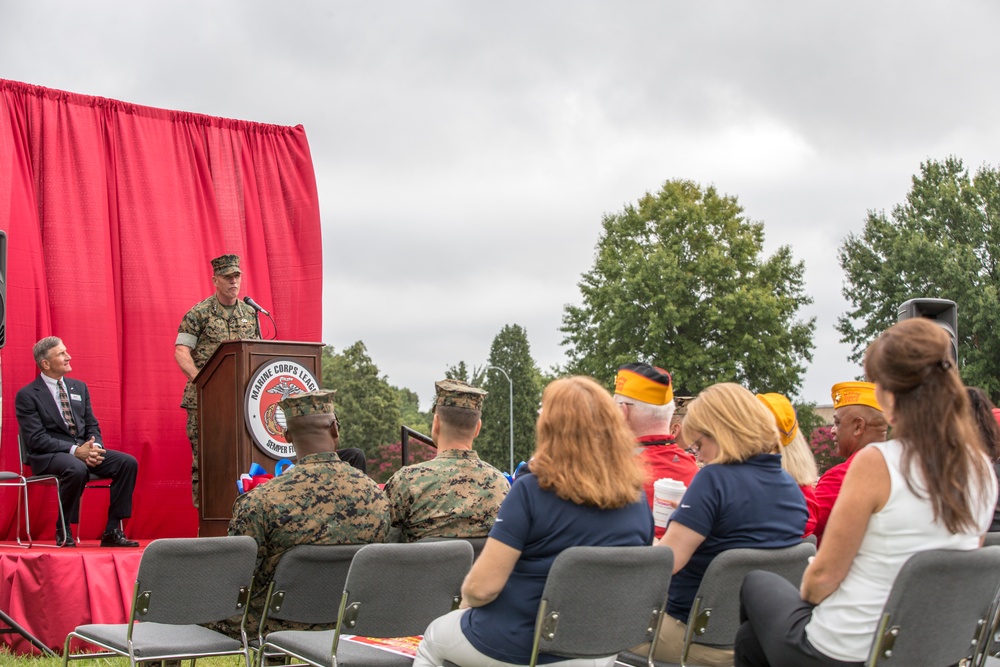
[809,426,845,476]
[369,440,437,484]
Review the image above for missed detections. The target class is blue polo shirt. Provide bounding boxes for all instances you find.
[461,473,654,664]
[667,454,807,621]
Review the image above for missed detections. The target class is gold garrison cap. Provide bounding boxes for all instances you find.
[831,381,882,412]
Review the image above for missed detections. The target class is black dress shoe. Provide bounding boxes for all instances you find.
[100,528,139,548]
[56,533,76,548]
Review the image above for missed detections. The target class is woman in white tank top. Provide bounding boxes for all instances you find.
[734,318,998,667]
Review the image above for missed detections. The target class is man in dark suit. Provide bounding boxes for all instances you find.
[15,336,139,547]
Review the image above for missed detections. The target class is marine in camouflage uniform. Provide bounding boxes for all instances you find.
[174,254,260,507]
[383,379,509,543]
[215,390,390,638]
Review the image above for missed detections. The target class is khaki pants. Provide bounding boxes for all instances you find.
[632,615,734,667]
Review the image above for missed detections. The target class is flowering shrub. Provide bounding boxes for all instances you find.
[809,426,845,476]
[369,440,437,484]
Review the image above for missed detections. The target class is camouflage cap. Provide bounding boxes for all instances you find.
[279,390,337,419]
[673,396,695,417]
[211,254,242,276]
[433,379,487,412]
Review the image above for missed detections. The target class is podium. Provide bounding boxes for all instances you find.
[195,340,324,536]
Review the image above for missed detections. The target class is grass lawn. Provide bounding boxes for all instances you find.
[0,651,251,666]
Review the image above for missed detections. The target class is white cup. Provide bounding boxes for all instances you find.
[653,478,687,529]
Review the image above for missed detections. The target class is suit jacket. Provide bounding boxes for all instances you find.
[14,375,103,470]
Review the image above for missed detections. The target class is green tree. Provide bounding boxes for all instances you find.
[561,179,815,396]
[479,324,543,472]
[837,157,1000,400]
[396,386,431,436]
[794,401,824,442]
[321,342,401,457]
[445,361,486,387]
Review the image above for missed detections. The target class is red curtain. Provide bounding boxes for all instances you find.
[0,80,323,539]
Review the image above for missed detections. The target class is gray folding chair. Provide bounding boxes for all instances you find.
[62,535,258,666]
[527,545,674,667]
[0,433,67,547]
[864,547,1000,667]
[260,540,473,667]
[255,543,366,663]
[417,535,489,559]
[617,541,815,667]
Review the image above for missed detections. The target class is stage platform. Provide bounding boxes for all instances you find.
[0,540,147,655]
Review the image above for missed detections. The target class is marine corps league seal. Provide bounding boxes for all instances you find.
[244,359,321,458]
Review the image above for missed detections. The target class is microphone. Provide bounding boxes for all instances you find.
[243,296,270,316]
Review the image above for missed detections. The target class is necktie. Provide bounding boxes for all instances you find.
[59,380,77,437]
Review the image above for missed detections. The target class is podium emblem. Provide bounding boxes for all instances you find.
[244,359,321,459]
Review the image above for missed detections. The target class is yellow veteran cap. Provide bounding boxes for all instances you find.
[831,381,881,412]
[614,363,673,405]
[756,393,799,446]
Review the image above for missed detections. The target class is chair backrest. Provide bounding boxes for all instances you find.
[132,536,258,625]
[334,541,473,642]
[418,535,489,559]
[982,532,1000,548]
[867,547,1000,667]
[17,433,29,470]
[686,541,816,650]
[529,546,673,666]
[265,543,366,624]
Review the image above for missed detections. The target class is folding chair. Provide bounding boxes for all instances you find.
[62,535,258,667]
[255,544,365,663]
[260,540,473,667]
[527,545,674,667]
[617,541,815,667]
[417,535,489,559]
[0,433,67,547]
[862,547,1000,667]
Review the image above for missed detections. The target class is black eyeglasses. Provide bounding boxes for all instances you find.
[689,433,709,453]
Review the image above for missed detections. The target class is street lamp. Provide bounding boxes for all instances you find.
[485,365,514,473]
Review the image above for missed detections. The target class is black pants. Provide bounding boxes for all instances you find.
[33,449,138,527]
[734,571,863,667]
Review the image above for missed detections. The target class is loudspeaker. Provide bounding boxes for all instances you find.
[897,298,957,362]
[0,230,6,349]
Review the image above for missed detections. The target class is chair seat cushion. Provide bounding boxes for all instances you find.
[265,630,416,667]
[74,622,244,658]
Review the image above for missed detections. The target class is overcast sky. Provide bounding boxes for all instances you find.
[4,1,1000,409]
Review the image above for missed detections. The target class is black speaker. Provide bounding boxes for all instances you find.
[0,230,6,349]
[897,298,957,362]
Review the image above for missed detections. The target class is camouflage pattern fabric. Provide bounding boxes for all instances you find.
[186,408,199,507]
[383,449,509,543]
[213,451,390,638]
[177,295,260,409]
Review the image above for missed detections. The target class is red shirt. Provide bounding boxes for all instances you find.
[813,450,860,545]
[636,434,700,539]
[800,484,819,538]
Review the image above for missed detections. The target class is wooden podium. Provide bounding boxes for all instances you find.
[195,340,324,536]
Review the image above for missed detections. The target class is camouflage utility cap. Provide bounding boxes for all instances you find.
[673,396,695,417]
[280,390,337,418]
[434,379,487,411]
[211,254,242,276]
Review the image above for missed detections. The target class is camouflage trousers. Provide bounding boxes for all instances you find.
[186,408,199,508]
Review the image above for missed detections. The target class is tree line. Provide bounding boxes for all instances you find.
[323,156,1000,479]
